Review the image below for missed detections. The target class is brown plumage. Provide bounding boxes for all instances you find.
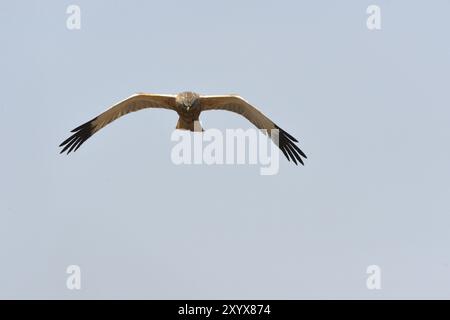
[59,91,307,164]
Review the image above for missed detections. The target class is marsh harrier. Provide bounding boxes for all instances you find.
[59,92,307,164]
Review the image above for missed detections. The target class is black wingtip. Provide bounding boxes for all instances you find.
[59,118,97,155]
[273,125,307,165]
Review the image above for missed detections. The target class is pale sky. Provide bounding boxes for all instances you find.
[1,0,450,299]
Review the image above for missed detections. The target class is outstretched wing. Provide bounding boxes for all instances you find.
[59,94,177,154]
[199,95,306,165]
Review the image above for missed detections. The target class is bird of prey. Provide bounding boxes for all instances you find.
[59,92,307,164]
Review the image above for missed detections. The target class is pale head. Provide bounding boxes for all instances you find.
[176,91,200,112]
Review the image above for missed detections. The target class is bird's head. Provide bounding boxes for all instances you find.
[176,91,200,112]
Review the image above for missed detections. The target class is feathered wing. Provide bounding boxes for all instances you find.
[199,95,306,165]
[59,94,177,154]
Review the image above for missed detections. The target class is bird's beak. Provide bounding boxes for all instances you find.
[186,106,190,111]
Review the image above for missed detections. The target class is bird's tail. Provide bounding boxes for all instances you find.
[176,118,203,132]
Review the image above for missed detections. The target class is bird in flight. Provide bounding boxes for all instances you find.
[59,92,307,165]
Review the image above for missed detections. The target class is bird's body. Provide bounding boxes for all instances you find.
[60,91,307,165]
[175,92,202,131]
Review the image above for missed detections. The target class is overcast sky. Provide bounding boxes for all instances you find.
[1,0,450,299]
